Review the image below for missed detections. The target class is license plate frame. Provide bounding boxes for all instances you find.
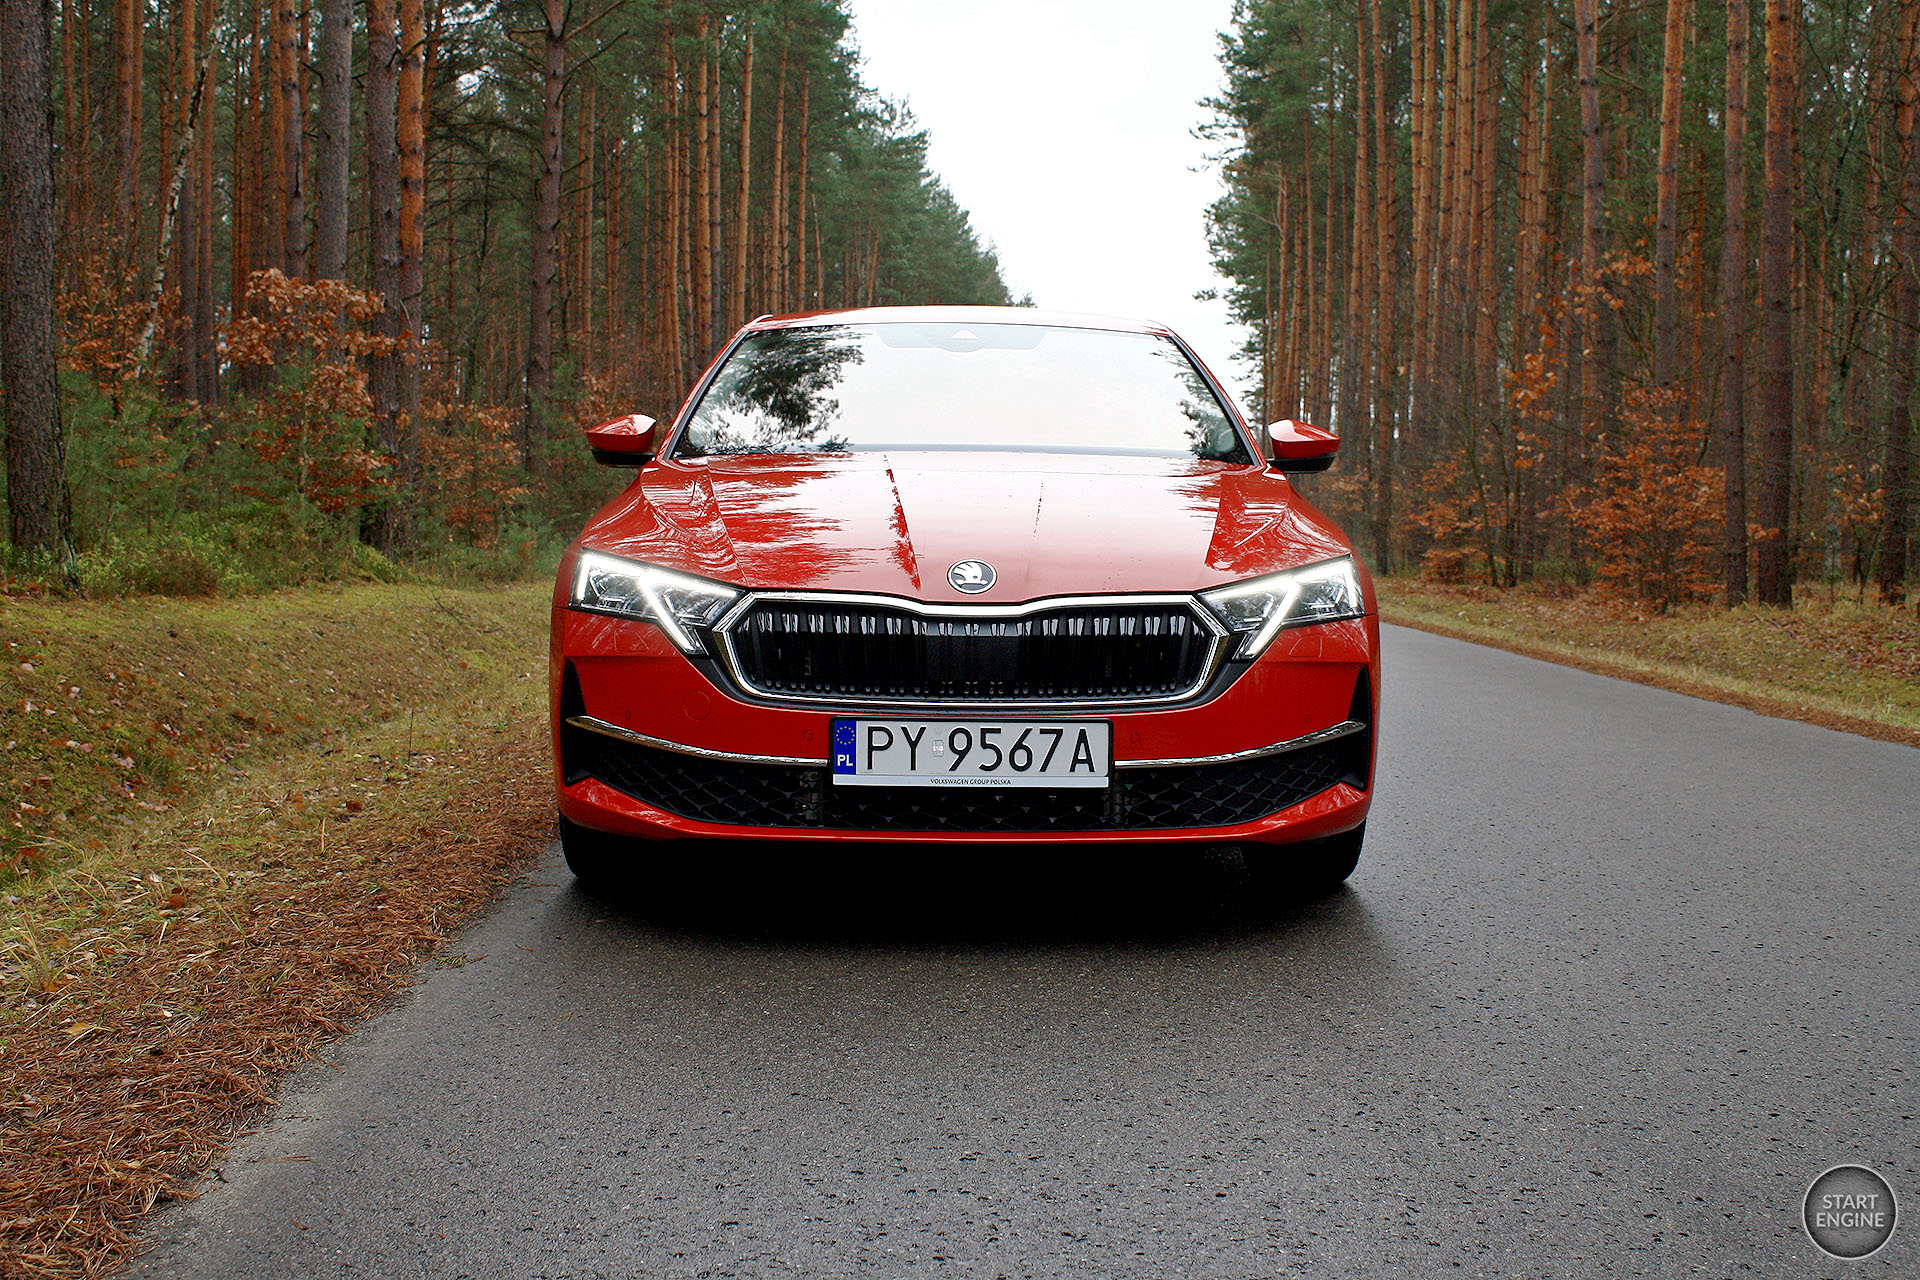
[830,718,1112,789]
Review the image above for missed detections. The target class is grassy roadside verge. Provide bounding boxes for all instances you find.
[1375,579,1920,747]
[2,583,554,1278]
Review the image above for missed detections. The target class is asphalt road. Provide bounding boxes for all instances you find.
[135,624,1919,1279]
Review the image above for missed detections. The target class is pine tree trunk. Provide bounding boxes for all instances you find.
[1369,0,1395,573]
[171,0,199,398]
[1754,0,1796,605]
[524,0,565,471]
[114,0,142,248]
[766,26,789,311]
[231,7,254,344]
[608,134,625,378]
[1723,0,1751,605]
[58,0,82,283]
[266,0,287,271]
[193,0,216,401]
[660,36,686,396]
[571,79,592,363]
[1471,0,1495,384]
[392,0,424,544]
[731,26,754,332]
[795,71,810,306]
[706,37,722,341]
[314,0,352,280]
[1340,25,1370,458]
[1574,0,1608,445]
[691,18,713,357]
[1881,0,1919,605]
[365,0,403,543]
[2,0,75,567]
[1407,0,1429,408]
[279,0,306,275]
[1653,0,1687,393]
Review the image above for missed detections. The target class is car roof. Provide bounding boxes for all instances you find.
[745,305,1177,338]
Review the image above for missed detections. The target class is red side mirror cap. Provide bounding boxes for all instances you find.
[1266,419,1339,473]
[585,414,658,467]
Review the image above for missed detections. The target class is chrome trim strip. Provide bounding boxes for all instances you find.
[1115,719,1365,770]
[715,589,1229,625]
[710,590,1229,711]
[566,715,826,767]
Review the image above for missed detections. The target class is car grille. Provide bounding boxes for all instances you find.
[563,721,1368,835]
[719,598,1219,705]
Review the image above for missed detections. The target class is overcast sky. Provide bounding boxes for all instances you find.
[842,0,1254,406]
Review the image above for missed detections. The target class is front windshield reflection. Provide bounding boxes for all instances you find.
[675,322,1250,463]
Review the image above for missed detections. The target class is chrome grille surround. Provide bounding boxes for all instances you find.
[711,591,1231,711]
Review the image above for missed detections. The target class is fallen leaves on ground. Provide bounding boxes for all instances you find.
[0,714,551,1279]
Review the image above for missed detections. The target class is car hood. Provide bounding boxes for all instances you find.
[578,452,1353,600]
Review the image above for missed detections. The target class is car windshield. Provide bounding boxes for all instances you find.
[673,321,1252,463]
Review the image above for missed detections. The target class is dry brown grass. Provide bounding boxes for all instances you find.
[1,587,555,1278]
[1376,578,1920,747]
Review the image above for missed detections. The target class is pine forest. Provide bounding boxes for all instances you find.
[0,0,1010,589]
[1209,0,1918,608]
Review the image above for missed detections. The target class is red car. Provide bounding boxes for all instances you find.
[550,306,1379,896]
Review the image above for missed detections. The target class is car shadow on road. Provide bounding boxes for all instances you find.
[558,840,1386,955]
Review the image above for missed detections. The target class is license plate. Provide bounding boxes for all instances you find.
[830,718,1111,788]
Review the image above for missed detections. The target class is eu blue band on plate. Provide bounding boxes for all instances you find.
[831,719,857,774]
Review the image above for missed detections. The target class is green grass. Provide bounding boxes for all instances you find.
[1,580,552,883]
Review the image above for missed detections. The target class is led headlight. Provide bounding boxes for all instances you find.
[570,551,740,655]
[1199,557,1365,658]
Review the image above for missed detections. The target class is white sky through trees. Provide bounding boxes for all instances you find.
[843,0,1257,415]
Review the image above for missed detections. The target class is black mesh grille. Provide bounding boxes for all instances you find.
[565,721,1369,834]
[723,600,1216,702]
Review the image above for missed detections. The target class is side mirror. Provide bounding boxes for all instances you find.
[585,414,658,467]
[1266,419,1339,473]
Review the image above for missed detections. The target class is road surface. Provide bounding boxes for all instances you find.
[135,624,1919,1278]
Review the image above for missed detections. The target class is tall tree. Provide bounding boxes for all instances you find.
[171,0,203,398]
[192,0,217,401]
[1369,0,1394,573]
[731,22,755,333]
[113,0,142,240]
[392,0,426,539]
[365,0,404,548]
[278,0,307,275]
[1883,0,1919,606]
[1653,0,1688,394]
[1755,0,1796,605]
[691,16,714,355]
[525,0,567,471]
[1574,0,1608,446]
[314,0,353,281]
[1722,0,1751,606]
[2,0,75,567]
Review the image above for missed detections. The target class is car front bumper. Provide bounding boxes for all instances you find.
[550,605,1378,846]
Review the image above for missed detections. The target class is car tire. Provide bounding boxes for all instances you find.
[558,813,632,886]
[1246,822,1365,901]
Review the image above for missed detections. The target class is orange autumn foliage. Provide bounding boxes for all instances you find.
[1565,389,1721,609]
[222,270,400,514]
